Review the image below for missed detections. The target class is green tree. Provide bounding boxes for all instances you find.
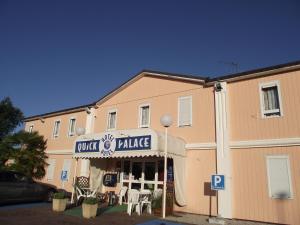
[0,97,48,179]
[0,97,23,141]
[1,131,48,179]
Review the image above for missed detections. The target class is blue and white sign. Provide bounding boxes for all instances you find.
[115,135,151,151]
[61,170,68,181]
[75,140,100,153]
[75,134,152,157]
[99,134,116,157]
[211,174,225,190]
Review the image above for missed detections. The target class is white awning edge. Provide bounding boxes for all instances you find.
[73,128,186,159]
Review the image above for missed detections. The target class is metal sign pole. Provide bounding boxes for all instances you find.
[71,158,78,204]
[162,126,168,219]
[209,174,225,225]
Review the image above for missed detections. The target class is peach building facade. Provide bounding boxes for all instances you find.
[24,61,300,224]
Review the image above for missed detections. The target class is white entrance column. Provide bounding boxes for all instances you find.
[80,107,96,176]
[214,82,232,218]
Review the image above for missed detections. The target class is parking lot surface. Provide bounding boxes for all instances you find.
[0,203,159,225]
[0,203,273,225]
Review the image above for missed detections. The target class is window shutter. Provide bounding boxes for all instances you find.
[141,106,149,127]
[179,97,192,126]
[267,156,292,199]
[47,159,56,181]
[28,125,33,133]
[109,112,116,129]
[69,119,76,135]
[53,121,60,137]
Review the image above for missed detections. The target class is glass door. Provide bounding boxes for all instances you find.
[122,160,130,189]
[131,161,142,189]
[144,161,156,191]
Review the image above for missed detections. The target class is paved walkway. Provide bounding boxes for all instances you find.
[0,203,273,225]
[166,213,273,225]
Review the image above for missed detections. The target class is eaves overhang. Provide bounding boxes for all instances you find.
[206,60,300,85]
[23,103,94,122]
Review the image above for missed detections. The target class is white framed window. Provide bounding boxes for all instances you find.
[107,109,117,130]
[259,81,283,118]
[178,96,192,127]
[68,118,76,137]
[62,159,72,181]
[53,120,61,138]
[139,104,150,128]
[47,159,56,181]
[120,158,164,191]
[266,155,293,199]
[28,125,34,133]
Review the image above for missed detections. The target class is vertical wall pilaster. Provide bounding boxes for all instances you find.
[80,107,96,176]
[214,82,232,218]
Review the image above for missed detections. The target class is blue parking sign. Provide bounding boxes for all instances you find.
[211,175,225,190]
[61,170,68,181]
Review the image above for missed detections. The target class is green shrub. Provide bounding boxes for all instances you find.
[83,197,98,205]
[152,195,162,209]
[53,192,65,199]
[152,193,173,209]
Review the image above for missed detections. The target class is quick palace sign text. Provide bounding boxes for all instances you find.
[75,134,151,157]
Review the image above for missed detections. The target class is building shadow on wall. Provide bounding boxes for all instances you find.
[275,192,289,225]
[204,182,216,217]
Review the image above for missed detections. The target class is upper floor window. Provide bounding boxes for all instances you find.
[178,96,192,127]
[139,104,150,128]
[259,81,283,118]
[107,110,117,130]
[28,125,34,133]
[68,118,76,137]
[53,120,61,138]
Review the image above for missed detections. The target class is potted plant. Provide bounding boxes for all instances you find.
[52,192,68,212]
[82,197,98,219]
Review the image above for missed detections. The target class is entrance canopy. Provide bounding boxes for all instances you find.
[73,128,187,206]
[73,128,186,159]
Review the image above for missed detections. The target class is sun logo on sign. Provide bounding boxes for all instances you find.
[100,134,116,157]
[104,140,111,150]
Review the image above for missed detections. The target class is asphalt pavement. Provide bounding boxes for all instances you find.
[0,202,50,211]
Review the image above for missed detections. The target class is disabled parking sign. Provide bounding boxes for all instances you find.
[61,170,68,181]
[211,174,225,190]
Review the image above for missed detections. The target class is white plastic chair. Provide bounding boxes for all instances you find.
[88,186,99,198]
[74,176,90,205]
[75,186,85,204]
[140,189,152,214]
[127,189,141,216]
[152,188,163,200]
[118,186,128,205]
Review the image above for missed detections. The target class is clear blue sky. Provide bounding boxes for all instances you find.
[1,0,299,118]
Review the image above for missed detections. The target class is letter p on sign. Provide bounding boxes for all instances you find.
[211,174,225,190]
